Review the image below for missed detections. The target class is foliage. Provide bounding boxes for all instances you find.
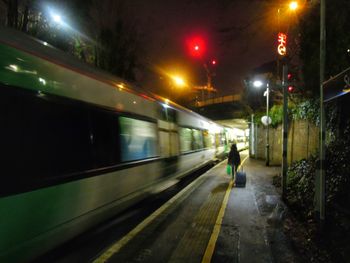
[269,104,283,128]
[87,0,144,81]
[254,98,319,128]
[286,156,317,218]
[286,121,350,219]
[95,18,141,81]
[291,99,319,125]
[251,104,288,128]
[1,0,143,81]
[325,123,350,206]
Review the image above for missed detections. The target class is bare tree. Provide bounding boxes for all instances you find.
[2,0,19,28]
[89,0,144,81]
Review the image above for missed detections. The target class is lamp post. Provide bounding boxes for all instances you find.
[277,0,300,198]
[265,83,270,166]
[253,80,270,166]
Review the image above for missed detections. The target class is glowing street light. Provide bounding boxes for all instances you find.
[52,14,62,24]
[289,1,298,11]
[47,7,69,28]
[253,80,263,88]
[172,75,186,87]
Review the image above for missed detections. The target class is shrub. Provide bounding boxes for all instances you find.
[286,157,317,218]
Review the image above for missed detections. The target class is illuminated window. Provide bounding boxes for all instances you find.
[192,129,204,150]
[119,117,158,162]
[203,130,213,148]
[180,128,192,152]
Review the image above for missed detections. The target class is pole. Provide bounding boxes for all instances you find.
[250,114,254,157]
[203,63,212,100]
[282,64,288,199]
[266,84,270,166]
[315,0,326,222]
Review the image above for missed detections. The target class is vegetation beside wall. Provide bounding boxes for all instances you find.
[251,98,319,129]
[286,121,350,221]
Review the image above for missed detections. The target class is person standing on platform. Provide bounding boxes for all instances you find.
[228,143,241,182]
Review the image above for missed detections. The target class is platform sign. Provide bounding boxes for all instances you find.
[277,33,287,56]
[323,67,350,102]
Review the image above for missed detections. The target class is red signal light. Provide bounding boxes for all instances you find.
[211,59,217,65]
[186,36,206,58]
[287,73,292,80]
[288,86,294,92]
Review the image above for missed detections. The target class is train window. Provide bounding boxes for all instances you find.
[166,108,177,122]
[0,84,94,187]
[203,130,213,148]
[192,129,204,150]
[179,128,192,152]
[158,105,177,122]
[1,84,25,181]
[20,92,94,177]
[119,116,158,162]
[221,132,227,146]
[89,109,119,167]
[215,132,226,147]
[158,105,168,121]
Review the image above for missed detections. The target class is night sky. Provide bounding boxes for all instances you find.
[127,0,279,96]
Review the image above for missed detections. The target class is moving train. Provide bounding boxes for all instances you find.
[0,27,231,262]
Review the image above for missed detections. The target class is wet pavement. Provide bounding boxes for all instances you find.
[213,157,299,263]
[91,153,299,263]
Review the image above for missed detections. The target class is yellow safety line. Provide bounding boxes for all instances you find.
[201,155,249,263]
[92,161,223,263]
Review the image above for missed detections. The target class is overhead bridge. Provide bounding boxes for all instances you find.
[191,94,250,121]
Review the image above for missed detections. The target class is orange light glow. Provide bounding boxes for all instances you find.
[289,1,298,11]
[172,75,186,87]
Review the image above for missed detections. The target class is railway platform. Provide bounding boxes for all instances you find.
[92,152,298,263]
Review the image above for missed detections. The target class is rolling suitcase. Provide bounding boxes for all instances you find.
[235,167,246,187]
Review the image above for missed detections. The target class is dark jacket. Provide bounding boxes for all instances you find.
[228,144,241,167]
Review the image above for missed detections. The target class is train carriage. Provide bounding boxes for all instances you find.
[0,27,229,262]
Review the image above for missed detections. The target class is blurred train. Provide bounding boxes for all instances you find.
[0,27,233,262]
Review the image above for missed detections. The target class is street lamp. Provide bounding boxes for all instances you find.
[253,80,270,166]
[52,14,62,24]
[253,80,263,88]
[48,9,68,28]
[171,75,186,87]
[166,74,187,99]
[289,1,298,11]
